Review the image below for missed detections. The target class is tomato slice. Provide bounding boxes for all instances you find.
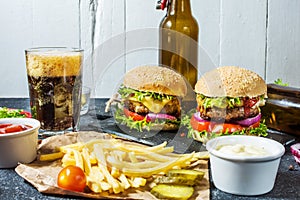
[212,123,243,133]
[123,108,149,122]
[249,121,260,128]
[57,165,87,192]
[191,115,245,133]
[244,97,259,116]
[190,115,211,132]
[190,112,258,134]
[244,97,258,108]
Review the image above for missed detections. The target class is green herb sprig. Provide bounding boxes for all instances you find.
[274,78,289,86]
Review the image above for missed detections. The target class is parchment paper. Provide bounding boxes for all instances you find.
[15,131,210,199]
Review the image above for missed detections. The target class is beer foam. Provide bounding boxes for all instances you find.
[26,52,82,77]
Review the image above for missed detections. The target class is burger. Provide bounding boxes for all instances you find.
[185,66,268,143]
[114,66,187,132]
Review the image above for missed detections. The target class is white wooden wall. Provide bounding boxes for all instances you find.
[1,0,300,98]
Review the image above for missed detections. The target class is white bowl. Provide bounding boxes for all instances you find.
[206,135,285,196]
[0,118,40,168]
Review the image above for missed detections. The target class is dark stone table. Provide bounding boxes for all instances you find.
[0,98,299,200]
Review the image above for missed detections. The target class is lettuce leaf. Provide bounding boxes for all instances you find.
[197,94,243,109]
[0,107,27,118]
[118,85,174,101]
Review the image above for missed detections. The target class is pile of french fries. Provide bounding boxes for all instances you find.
[40,138,209,194]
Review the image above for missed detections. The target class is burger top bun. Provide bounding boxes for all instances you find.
[123,66,187,97]
[195,66,267,98]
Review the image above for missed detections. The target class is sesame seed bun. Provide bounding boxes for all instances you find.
[123,66,187,97]
[195,66,267,97]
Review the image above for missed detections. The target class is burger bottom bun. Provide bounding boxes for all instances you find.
[149,122,179,132]
[118,122,179,132]
[115,122,179,139]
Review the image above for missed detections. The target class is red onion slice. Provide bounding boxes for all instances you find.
[291,143,300,164]
[234,113,261,127]
[146,113,177,121]
[193,112,209,122]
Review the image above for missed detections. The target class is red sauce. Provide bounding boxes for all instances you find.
[0,123,32,134]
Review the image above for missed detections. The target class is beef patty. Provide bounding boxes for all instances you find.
[124,98,181,117]
[199,106,260,122]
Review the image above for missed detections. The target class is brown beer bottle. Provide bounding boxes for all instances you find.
[158,0,199,88]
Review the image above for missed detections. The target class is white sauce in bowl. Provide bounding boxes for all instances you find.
[216,144,270,156]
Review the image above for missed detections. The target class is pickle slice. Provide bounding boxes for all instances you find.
[167,169,205,181]
[154,176,195,186]
[151,184,194,200]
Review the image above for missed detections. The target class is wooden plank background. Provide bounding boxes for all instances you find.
[1,0,299,97]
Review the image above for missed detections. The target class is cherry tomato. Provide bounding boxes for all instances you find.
[123,108,149,122]
[57,165,87,192]
[190,115,211,132]
[20,111,32,118]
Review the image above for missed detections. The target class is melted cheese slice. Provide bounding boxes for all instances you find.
[128,96,172,113]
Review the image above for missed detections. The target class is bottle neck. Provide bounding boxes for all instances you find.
[167,0,192,15]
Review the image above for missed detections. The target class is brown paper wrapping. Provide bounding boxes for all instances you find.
[15,131,210,199]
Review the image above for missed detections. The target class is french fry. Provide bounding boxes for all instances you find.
[121,153,194,177]
[39,151,64,161]
[61,153,76,167]
[59,142,84,153]
[87,179,102,193]
[90,166,105,182]
[118,174,131,190]
[89,152,98,164]
[82,148,92,175]
[99,180,112,191]
[111,166,120,178]
[106,155,160,169]
[94,144,123,194]
[128,152,138,163]
[128,177,147,188]
[72,149,84,170]
[193,151,210,160]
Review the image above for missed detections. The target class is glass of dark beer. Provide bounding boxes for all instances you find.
[25,47,83,137]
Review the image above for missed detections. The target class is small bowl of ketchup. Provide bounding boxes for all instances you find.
[0,118,40,168]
